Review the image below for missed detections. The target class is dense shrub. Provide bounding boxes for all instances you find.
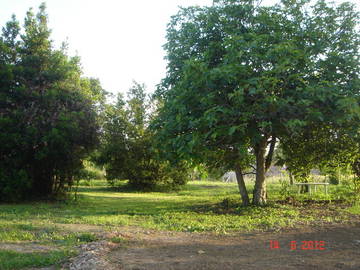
[329,174,340,185]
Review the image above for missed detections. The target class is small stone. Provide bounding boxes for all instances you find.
[197,250,205,254]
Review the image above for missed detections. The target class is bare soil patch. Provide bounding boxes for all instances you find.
[0,243,57,253]
[55,223,105,234]
[62,241,118,270]
[106,224,360,270]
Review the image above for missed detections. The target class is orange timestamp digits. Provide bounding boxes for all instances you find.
[269,240,326,250]
[290,240,326,250]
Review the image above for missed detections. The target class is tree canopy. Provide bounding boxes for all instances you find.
[0,4,100,201]
[153,0,360,205]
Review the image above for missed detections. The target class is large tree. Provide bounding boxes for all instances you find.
[153,0,360,205]
[0,4,99,201]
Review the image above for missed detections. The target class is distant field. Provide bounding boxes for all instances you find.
[0,179,359,269]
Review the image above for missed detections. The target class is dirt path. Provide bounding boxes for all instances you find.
[104,224,360,270]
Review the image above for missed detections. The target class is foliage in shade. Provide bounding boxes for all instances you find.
[152,0,360,205]
[0,4,101,201]
[96,82,189,190]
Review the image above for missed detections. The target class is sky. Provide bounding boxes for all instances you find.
[0,0,358,95]
[0,0,212,94]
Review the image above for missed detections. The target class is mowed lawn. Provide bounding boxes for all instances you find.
[0,180,359,269]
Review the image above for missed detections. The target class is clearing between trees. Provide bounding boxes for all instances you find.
[0,180,359,269]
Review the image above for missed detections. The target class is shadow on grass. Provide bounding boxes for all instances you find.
[71,195,201,216]
[76,182,240,197]
[76,186,116,193]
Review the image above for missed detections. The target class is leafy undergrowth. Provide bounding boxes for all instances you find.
[0,180,359,268]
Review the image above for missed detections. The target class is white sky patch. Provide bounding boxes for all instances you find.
[0,0,358,95]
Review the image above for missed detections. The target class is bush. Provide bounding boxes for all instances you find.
[0,170,30,202]
[329,174,340,185]
[279,179,292,199]
[106,158,189,191]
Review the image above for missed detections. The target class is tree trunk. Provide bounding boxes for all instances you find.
[289,171,294,185]
[265,136,276,171]
[234,165,250,206]
[252,138,267,205]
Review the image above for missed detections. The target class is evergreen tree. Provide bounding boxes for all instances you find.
[0,4,99,201]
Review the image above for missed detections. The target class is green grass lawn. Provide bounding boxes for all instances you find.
[0,179,359,269]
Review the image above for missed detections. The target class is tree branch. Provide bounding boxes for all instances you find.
[265,136,276,172]
[242,171,256,176]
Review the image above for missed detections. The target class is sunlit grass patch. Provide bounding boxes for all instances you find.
[0,220,98,246]
[0,249,75,270]
[347,204,360,215]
